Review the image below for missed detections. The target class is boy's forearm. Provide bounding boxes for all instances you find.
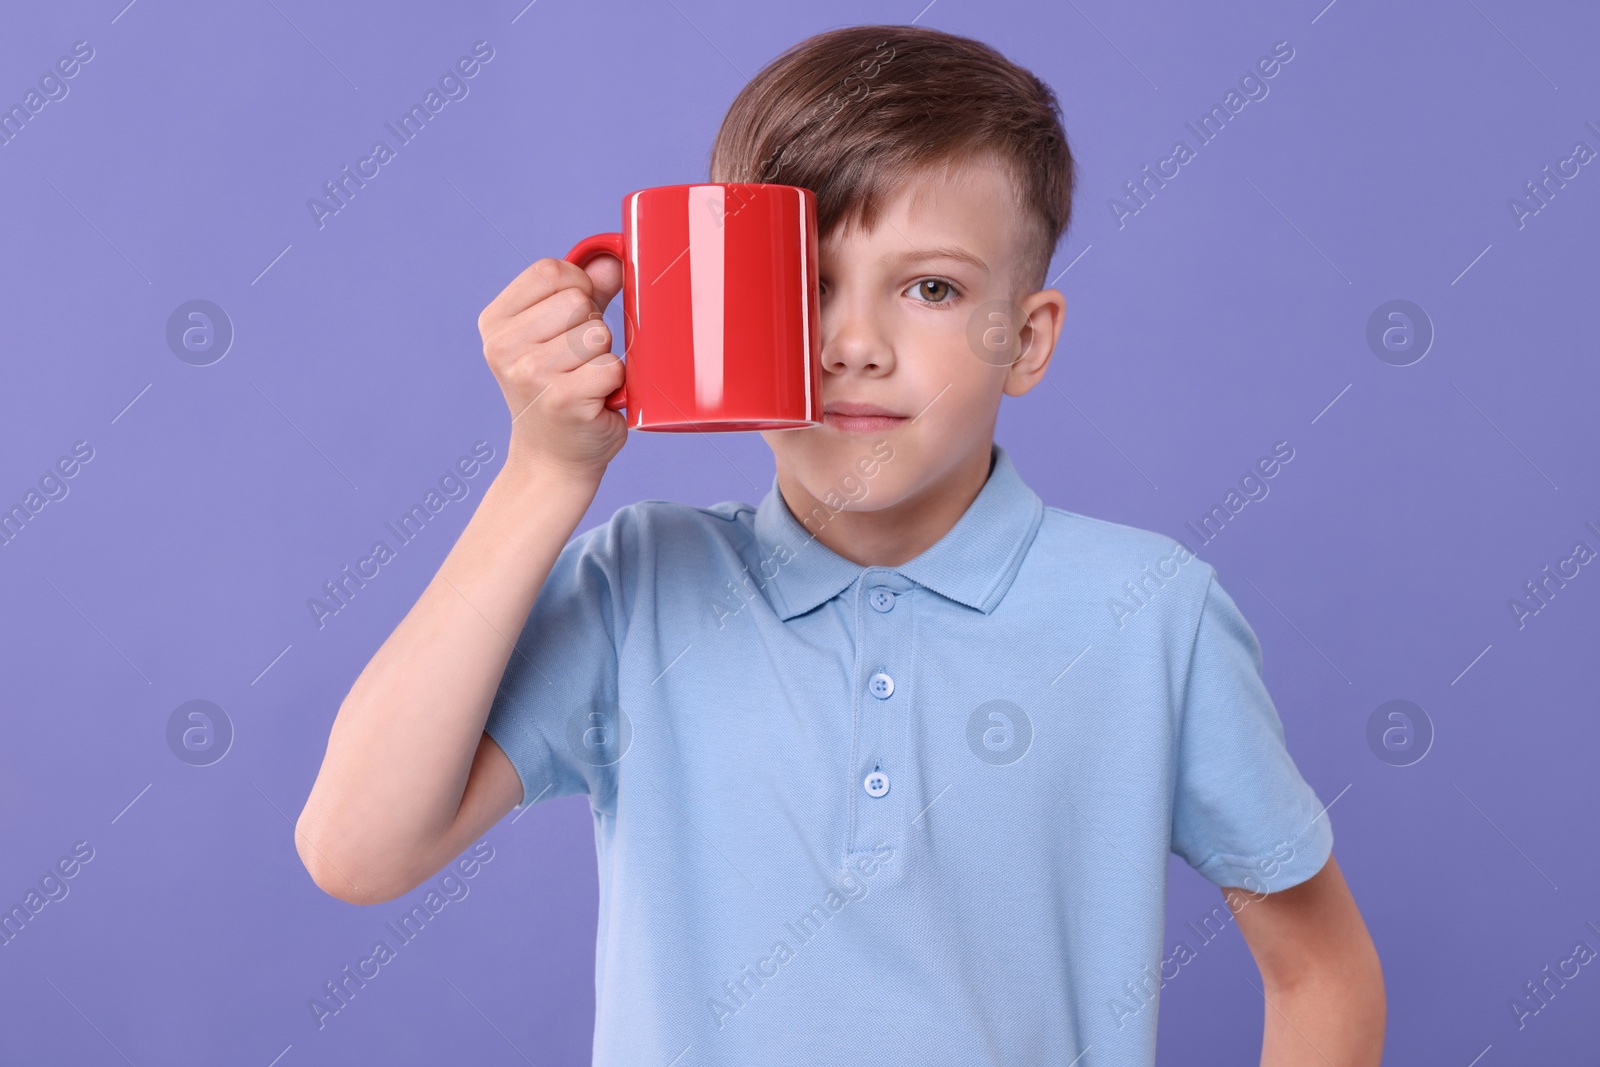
[297,453,600,900]
[1259,966,1386,1067]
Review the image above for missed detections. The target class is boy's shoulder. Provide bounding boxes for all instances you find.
[574,496,755,562]
[1035,503,1215,588]
[1031,505,1223,648]
[609,496,751,531]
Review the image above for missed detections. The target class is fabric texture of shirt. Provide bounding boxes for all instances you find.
[483,440,1334,1066]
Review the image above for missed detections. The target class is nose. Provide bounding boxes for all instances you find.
[821,295,895,377]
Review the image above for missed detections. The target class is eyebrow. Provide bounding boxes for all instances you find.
[885,245,991,274]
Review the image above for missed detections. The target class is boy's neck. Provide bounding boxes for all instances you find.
[776,441,996,568]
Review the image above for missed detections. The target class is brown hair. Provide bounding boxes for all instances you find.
[708,24,1075,294]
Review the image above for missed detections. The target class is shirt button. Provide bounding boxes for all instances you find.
[868,672,894,699]
[863,771,890,797]
[869,586,896,612]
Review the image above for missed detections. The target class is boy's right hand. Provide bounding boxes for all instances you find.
[477,254,627,484]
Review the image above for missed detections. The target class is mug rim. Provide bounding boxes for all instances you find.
[621,182,812,200]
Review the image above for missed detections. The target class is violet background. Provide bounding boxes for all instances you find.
[2,0,1596,1063]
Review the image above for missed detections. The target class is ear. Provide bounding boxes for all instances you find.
[1003,287,1066,398]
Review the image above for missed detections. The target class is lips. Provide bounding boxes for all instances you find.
[822,401,908,433]
[824,401,905,418]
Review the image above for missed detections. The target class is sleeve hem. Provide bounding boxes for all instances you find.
[1191,813,1334,893]
[483,713,558,811]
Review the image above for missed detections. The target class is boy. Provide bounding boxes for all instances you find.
[297,24,1384,1066]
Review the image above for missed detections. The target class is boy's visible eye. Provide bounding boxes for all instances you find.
[905,277,961,306]
[815,277,963,306]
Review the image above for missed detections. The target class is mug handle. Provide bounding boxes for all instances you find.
[563,233,628,412]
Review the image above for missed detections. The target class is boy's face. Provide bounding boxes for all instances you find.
[760,156,1065,537]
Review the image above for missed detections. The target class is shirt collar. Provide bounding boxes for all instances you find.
[752,441,1045,620]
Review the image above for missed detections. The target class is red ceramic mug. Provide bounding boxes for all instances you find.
[564,183,823,432]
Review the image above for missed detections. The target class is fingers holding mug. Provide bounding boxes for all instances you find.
[564,233,630,412]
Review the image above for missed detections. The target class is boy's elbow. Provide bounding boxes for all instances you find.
[295,816,404,906]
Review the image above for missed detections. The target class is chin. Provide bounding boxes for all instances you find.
[773,435,900,501]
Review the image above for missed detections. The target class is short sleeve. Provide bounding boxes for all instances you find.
[483,510,629,813]
[1169,568,1333,892]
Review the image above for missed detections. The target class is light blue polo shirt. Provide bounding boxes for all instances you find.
[484,440,1333,1066]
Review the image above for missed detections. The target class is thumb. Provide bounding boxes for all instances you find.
[583,253,624,313]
